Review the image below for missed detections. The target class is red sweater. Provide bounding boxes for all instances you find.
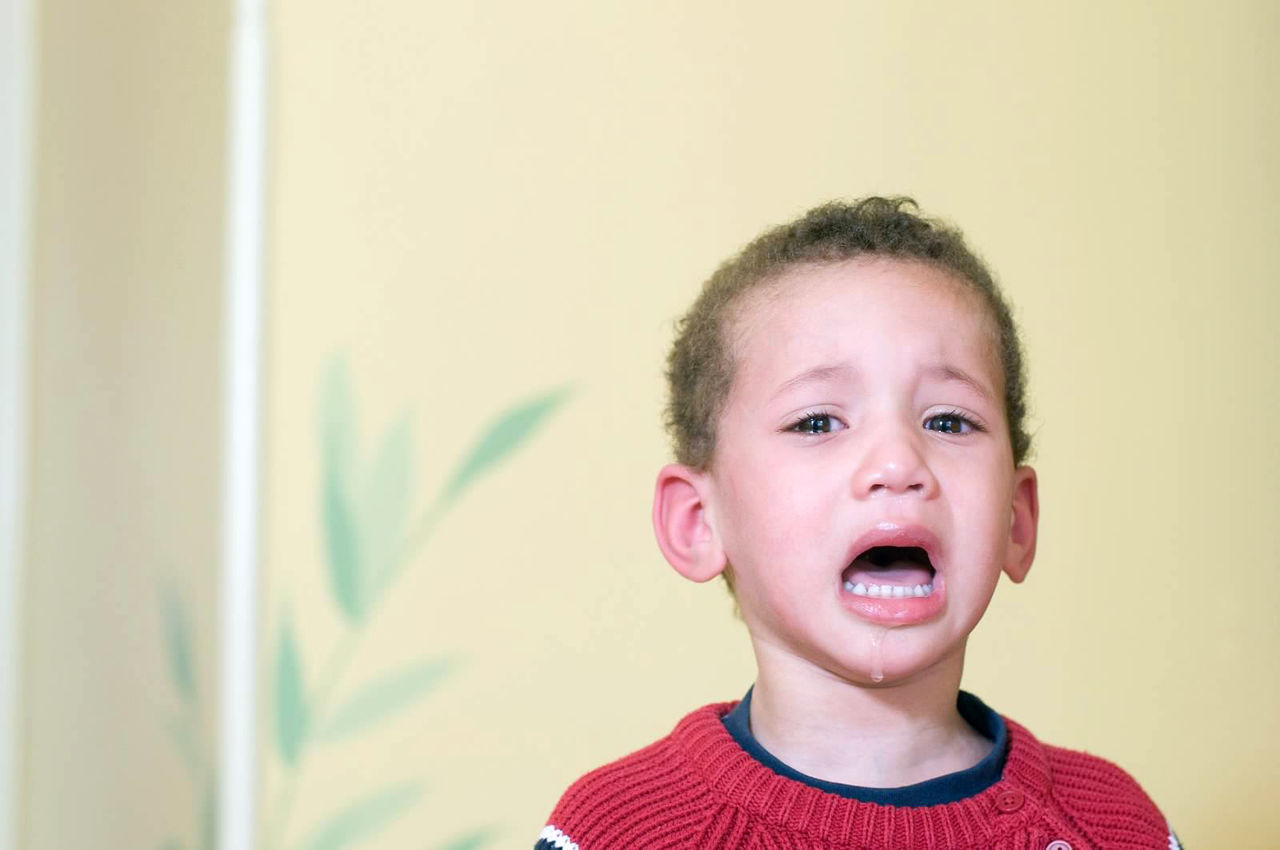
[538,702,1175,849]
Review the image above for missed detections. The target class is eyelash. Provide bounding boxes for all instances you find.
[786,409,987,436]
[788,411,842,434]
[923,409,986,435]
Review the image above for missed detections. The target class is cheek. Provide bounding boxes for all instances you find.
[720,495,789,562]
[736,476,829,538]
[715,475,808,558]
[938,450,1014,503]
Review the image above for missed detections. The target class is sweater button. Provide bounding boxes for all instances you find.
[1045,842,1072,850]
[994,788,1024,812]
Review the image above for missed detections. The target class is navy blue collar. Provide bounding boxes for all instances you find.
[721,688,1008,807]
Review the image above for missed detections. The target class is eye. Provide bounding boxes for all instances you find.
[789,412,844,434]
[923,410,984,435]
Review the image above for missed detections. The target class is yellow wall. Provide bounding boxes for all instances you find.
[22,0,227,848]
[262,3,1278,848]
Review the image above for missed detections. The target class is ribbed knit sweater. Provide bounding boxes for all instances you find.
[537,701,1176,849]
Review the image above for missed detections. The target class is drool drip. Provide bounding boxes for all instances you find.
[868,625,893,683]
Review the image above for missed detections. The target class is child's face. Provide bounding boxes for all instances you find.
[702,258,1037,687]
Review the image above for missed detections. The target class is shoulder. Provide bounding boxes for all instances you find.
[536,703,733,850]
[1040,738,1163,811]
[1011,719,1177,847]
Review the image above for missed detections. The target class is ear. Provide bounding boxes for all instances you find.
[652,463,727,583]
[1003,465,1039,584]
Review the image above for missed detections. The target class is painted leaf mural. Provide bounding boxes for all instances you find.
[260,357,566,850]
[165,713,201,778]
[299,782,424,850]
[434,830,496,850]
[438,387,570,509]
[321,360,366,624]
[162,586,197,703]
[274,617,310,765]
[323,459,365,624]
[320,358,358,481]
[317,657,453,742]
[201,783,218,850]
[157,588,217,850]
[359,414,413,609]
[155,361,562,850]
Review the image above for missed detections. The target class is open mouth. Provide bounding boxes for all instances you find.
[842,545,936,599]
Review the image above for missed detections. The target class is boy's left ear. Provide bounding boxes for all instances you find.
[1003,466,1039,583]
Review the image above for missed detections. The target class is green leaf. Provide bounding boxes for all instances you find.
[165,713,201,778]
[319,358,365,624]
[360,414,414,607]
[323,468,364,623]
[316,657,452,741]
[298,782,423,850]
[274,619,309,765]
[200,780,218,850]
[160,586,196,702]
[434,828,493,850]
[319,357,357,483]
[437,388,569,508]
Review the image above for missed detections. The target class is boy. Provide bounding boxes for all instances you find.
[537,198,1178,849]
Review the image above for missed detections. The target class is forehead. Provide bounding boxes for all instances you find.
[726,259,1001,397]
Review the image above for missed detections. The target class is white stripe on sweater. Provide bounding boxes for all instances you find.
[538,824,579,850]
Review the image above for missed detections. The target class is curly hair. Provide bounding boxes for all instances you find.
[665,197,1032,470]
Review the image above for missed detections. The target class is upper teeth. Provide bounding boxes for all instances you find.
[844,581,934,598]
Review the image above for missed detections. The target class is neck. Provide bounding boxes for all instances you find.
[747,640,991,789]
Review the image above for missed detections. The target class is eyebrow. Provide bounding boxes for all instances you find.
[770,362,996,403]
[924,364,997,403]
[769,363,854,402]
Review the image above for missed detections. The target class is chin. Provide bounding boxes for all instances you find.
[850,632,967,688]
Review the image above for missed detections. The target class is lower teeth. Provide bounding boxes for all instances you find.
[844,580,934,598]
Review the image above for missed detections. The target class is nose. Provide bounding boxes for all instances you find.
[852,422,939,499]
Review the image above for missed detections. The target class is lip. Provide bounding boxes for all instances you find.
[844,522,942,568]
[839,522,946,626]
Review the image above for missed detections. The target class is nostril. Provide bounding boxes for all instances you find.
[865,478,927,495]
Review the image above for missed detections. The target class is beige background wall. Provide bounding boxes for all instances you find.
[18,2,1278,849]
[22,0,227,848]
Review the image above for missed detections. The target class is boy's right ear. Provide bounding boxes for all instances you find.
[652,463,727,583]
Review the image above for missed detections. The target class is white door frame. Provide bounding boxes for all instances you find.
[219,0,268,847]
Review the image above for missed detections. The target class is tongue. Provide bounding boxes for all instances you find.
[845,558,934,587]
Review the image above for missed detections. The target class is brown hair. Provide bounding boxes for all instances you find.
[665,197,1032,470]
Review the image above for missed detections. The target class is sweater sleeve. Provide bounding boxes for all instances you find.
[1042,741,1178,849]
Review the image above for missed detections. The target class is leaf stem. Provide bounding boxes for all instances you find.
[266,502,448,850]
